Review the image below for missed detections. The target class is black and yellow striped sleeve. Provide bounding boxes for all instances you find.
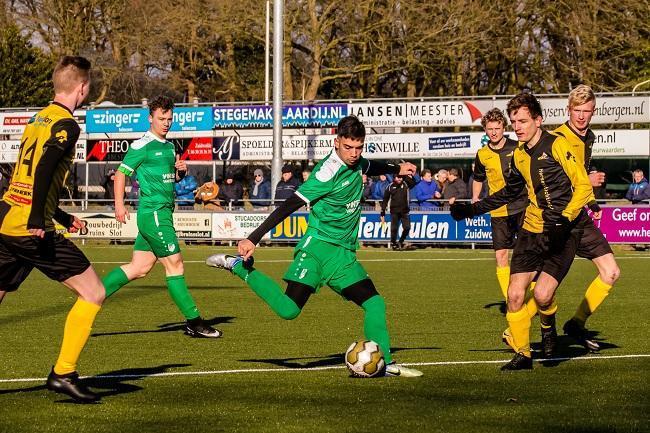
[550,136,593,222]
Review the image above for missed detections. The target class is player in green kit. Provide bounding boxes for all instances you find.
[102,95,221,338]
[206,115,422,377]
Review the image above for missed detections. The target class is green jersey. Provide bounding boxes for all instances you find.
[295,150,371,250]
[117,131,176,213]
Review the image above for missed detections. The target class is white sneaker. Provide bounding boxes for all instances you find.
[206,254,243,271]
[384,362,423,377]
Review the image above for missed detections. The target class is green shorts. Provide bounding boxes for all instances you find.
[283,235,368,294]
[134,208,180,258]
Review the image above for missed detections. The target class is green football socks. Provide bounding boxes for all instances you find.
[166,275,200,320]
[362,295,393,364]
[102,266,130,298]
[233,263,301,320]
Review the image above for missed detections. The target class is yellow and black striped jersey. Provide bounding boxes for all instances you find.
[554,122,598,209]
[472,137,528,218]
[475,130,593,233]
[0,102,80,236]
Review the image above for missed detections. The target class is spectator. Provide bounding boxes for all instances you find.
[195,180,221,210]
[443,168,468,205]
[275,165,300,201]
[626,169,649,203]
[381,175,416,250]
[371,174,392,201]
[102,169,116,209]
[434,169,448,194]
[218,173,244,208]
[250,168,271,207]
[175,172,198,207]
[362,174,374,209]
[302,168,312,183]
[411,169,440,210]
[127,174,140,208]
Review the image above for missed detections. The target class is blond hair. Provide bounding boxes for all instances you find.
[568,84,596,108]
[481,108,508,128]
[52,56,91,94]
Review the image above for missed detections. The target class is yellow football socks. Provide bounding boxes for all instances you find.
[496,266,510,300]
[573,276,612,326]
[54,298,101,375]
[539,299,558,330]
[506,306,531,357]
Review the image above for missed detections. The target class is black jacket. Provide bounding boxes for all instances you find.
[381,176,415,215]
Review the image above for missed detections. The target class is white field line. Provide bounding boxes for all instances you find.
[89,256,650,264]
[1,354,648,384]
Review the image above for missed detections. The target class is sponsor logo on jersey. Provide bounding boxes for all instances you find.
[56,130,68,144]
[538,152,548,160]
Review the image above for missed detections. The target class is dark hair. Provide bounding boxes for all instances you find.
[149,95,175,115]
[421,169,432,176]
[448,168,459,177]
[507,93,542,119]
[336,115,365,140]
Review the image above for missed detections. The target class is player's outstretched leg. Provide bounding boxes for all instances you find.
[206,254,302,320]
[341,280,422,378]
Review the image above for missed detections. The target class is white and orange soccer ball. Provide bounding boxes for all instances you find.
[345,340,386,378]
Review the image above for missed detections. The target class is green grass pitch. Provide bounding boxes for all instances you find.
[1,245,648,433]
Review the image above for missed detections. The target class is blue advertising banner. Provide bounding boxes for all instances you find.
[170,107,213,132]
[269,212,493,243]
[87,108,149,133]
[213,103,348,129]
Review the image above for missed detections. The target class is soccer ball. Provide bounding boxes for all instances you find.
[345,340,386,378]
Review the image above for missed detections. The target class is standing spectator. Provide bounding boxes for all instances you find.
[127,174,140,209]
[371,174,392,201]
[275,165,300,201]
[625,169,648,203]
[218,173,244,208]
[443,168,468,205]
[411,169,439,210]
[381,175,416,250]
[250,168,271,207]
[174,171,198,207]
[102,169,116,209]
[362,174,374,208]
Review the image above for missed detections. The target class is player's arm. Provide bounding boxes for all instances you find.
[451,162,525,220]
[239,193,305,259]
[27,119,80,234]
[115,145,145,223]
[472,154,487,203]
[360,159,416,177]
[551,137,593,222]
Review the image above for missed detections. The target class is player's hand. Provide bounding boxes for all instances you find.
[68,216,86,233]
[398,162,417,176]
[175,155,187,172]
[588,171,605,187]
[450,202,476,221]
[28,228,45,238]
[115,204,130,224]
[238,239,256,261]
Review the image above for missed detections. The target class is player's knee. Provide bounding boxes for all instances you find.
[82,284,106,305]
[278,299,301,320]
[601,265,620,286]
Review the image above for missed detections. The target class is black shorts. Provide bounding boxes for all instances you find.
[491,212,525,250]
[510,213,587,283]
[576,216,613,260]
[0,232,91,292]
